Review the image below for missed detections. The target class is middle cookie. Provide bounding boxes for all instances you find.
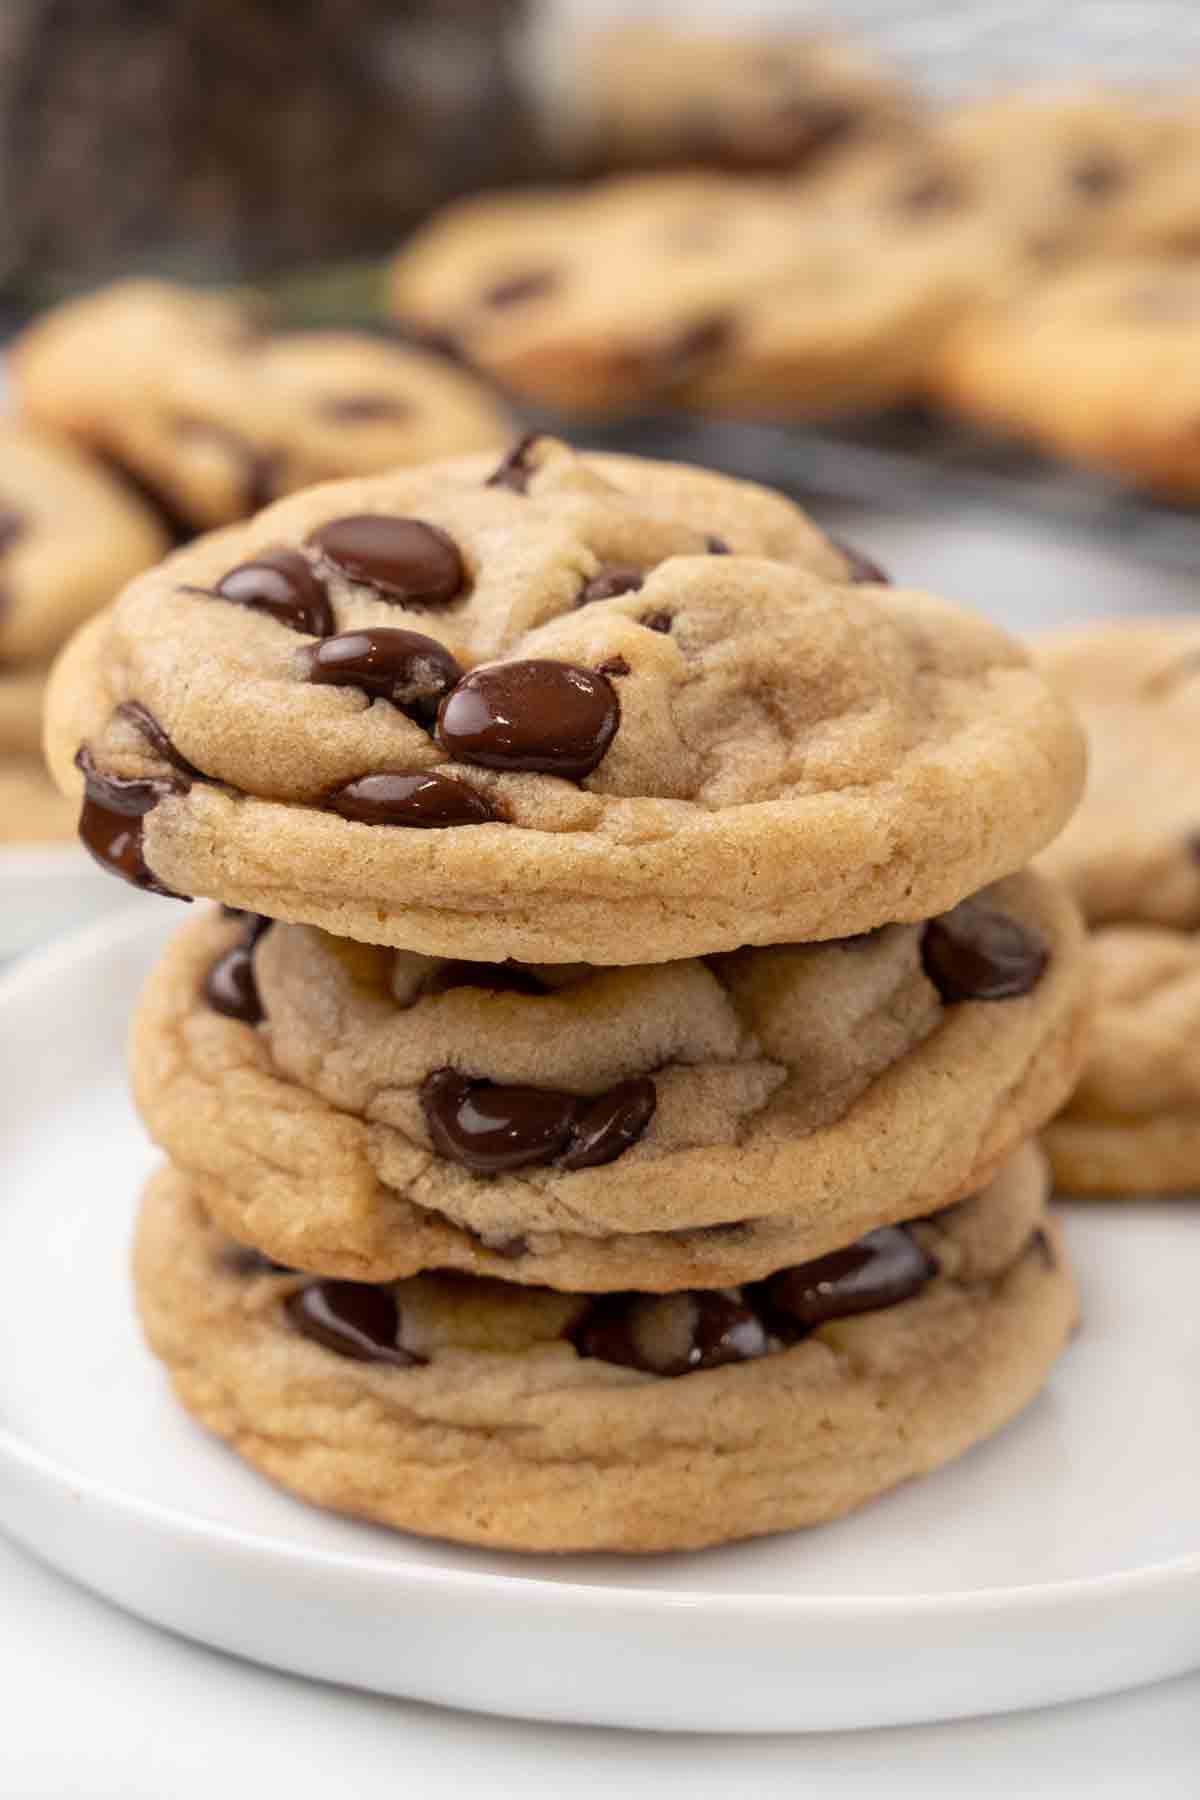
[130,869,1089,1289]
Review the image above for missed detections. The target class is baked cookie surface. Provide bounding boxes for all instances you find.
[47,439,1085,961]
[134,1149,1074,1552]
[13,279,512,531]
[1045,923,1200,1194]
[1037,620,1200,928]
[130,872,1088,1286]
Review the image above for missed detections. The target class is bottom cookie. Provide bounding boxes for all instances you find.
[134,1149,1076,1553]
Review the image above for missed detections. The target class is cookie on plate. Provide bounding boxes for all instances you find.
[12,279,513,531]
[134,1148,1074,1551]
[130,873,1087,1285]
[1037,620,1200,928]
[934,259,1200,498]
[1045,924,1200,1194]
[45,438,1085,960]
[547,22,919,175]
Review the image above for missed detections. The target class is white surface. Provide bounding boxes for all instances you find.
[3,912,1200,1740]
[0,842,170,960]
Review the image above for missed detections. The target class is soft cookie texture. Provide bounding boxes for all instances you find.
[1045,924,1200,1194]
[1037,620,1200,928]
[47,439,1085,962]
[12,279,512,531]
[134,1151,1075,1553]
[130,871,1088,1287]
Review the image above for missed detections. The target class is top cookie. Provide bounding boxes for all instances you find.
[0,423,169,666]
[46,438,1085,962]
[12,279,512,532]
[1037,620,1200,928]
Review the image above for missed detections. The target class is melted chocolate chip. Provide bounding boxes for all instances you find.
[560,1077,657,1171]
[705,534,731,554]
[0,508,27,554]
[207,548,334,636]
[596,655,630,678]
[481,269,558,308]
[759,1227,934,1334]
[828,535,890,584]
[577,564,644,605]
[114,701,205,780]
[74,746,189,898]
[325,770,497,828]
[315,394,413,423]
[437,660,619,781]
[421,1067,655,1175]
[570,1291,769,1377]
[640,611,672,634]
[921,900,1048,1003]
[421,1068,578,1174]
[1071,154,1124,198]
[205,934,265,1023]
[423,961,548,998]
[485,434,539,494]
[286,1281,424,1367]
[309,516,464,609]
[300,627,463,726]
[650,314,733,385]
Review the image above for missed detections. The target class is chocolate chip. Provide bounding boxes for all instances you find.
[570,1291,769,1377]
[172,417,279,514]
[828,535,890,584]
[299,628,463,726]
[423,961,549,998]
[649,314,733,386]
[325,770,497,828]
[315,394,414,423]
[0,508,27,554]
[705,534,731,554]
[640,612,672,634]
[560,1077,657,1171]
[577,564,644,605]
[420,1067,656,1174]
[205,933,265,1023]
[205,548,334,636]
[421,1068,579,1174]
[758,1227,934,1334]
[437,660,619,781]
[596,655,630,678]
[1071,154,1124,198]
[286,1281,424,1367]
[309,516,464,609]
[481,269,558,308]
[485,434,540,494]
[921,900,1048,1003]
[74,745,190,899]
[114,701,206,781]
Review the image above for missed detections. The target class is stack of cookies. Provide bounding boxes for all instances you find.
[46,437,1090,1552]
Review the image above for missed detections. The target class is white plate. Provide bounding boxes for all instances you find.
[2,912,1199,1735]
[0,844,168,960]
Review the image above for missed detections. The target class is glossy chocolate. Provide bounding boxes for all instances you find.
[209,548,334,636]
[114,700,205,780]
[571,1291,769,1377]
[286,1281,424,1367]
[421,1067,655,1174]
[309,515,464,609]
[559,1077,657,1171]
[921,899,1048,1003]
[577,564,644,605]
[325,769,497,828]
[300,627,463,725]
[759,1226,934,1333]
[74,746,189,898]
[437,659,619,781]
[204,927,266,1023]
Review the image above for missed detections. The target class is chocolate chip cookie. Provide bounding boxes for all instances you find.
[134,1148,1074,1552]
[45,439,1085,961]
[13,279,513,532]
[1037,621,1200,929]
[1045,924,1200,1195]
[129,871,1087,1286]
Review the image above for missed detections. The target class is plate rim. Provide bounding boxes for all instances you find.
[2,906,1200,1627]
